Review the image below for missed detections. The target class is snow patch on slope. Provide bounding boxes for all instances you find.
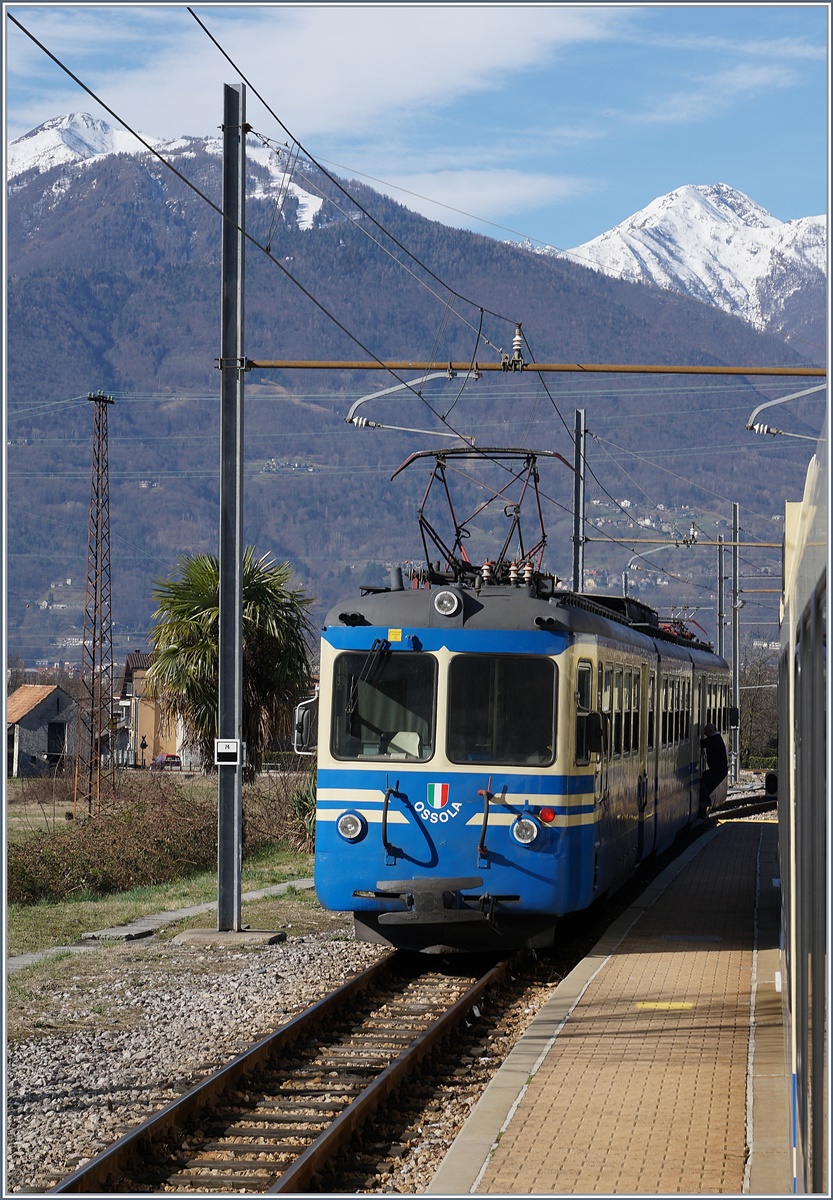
[550,183,826,331]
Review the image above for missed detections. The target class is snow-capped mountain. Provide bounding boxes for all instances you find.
[7,112,325,230]
[6,116,825,347]
[549,183,826,341]
[6,112,156,177]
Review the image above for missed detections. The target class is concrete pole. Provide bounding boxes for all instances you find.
[218,83,246,931]
[717,535,725,658]
[572,409,585,593]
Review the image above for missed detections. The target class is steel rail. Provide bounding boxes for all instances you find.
[49,952,397,1194]
[267,956,512,1192]
[712,794,777,820]
[49,952,513,1195]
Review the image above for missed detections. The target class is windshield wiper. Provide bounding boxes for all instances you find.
[346,638,391,715]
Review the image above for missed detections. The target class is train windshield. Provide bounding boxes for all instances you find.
[331,650,436,761]
[447,655,557,766]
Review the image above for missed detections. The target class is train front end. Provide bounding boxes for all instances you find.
[312,581,596,953]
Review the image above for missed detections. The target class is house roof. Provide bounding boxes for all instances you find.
[7,684,59,725]
[125,651,153,671]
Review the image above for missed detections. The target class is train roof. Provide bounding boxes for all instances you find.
[324,582,725,666]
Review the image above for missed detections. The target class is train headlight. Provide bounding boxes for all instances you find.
[512,817,539,845]
[337,812,366,842]
[433,589,461,617]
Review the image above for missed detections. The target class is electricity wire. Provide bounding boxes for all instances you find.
[6,11,475,444]
[187,7,521,338]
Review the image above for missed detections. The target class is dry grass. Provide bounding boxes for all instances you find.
[6,891,351,1043]
[6,850,314,957]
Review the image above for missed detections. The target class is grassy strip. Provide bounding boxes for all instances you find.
[6,892,349,1044]
[6,850,313,957]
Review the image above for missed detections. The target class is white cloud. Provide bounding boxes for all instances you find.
[618,63,800,126]
[5,3,634,142]
[636,32,827,62]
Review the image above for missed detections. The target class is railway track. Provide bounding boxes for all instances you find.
[712,790,777,821]
[50,950,513,1194]
[45,803,775,1194]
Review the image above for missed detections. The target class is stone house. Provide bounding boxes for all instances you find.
[6,684,78,777]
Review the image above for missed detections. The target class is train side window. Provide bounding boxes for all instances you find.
[675,678,682,743]
[684,679,691,739]
[613,667,623,756]
[623,670,632,754]
[602,666,612,716]
[647,674,655,750]
[661,677,668,745]
[331,651,436,761]
[575,660,593,765]
[447,654,556,766]
[633,672,641,752]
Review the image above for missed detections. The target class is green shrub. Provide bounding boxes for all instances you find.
[746,755,778,771]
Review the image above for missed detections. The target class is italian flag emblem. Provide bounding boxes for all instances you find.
[426,782,449,809]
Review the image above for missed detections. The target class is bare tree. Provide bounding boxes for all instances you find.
[739,633,778,766]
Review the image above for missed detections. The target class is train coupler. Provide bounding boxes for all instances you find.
[373,876,491,924]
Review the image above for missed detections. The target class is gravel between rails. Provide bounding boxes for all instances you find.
[5,931,387,1194]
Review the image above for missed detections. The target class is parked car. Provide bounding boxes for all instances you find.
[149,753,182,771]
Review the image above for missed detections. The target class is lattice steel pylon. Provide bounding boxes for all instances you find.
[74,392,116,816]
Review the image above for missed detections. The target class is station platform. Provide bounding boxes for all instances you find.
[428,819,791,1195]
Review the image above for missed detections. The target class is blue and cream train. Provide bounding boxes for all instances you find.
[302,572,731,953]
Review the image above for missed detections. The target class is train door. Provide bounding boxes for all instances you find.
[636,661,654,861]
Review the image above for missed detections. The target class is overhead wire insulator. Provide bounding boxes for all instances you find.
[511,323,524,371]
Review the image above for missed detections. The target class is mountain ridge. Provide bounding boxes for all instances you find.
[9,114,827,351]
[545,182,826,349]
[5,113,825,667]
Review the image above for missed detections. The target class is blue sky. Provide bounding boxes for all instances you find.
[3,3,829,249]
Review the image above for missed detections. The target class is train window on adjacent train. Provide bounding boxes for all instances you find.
[602,666,612,715]
[613,667,623,756]
[647,674,655,750]
[623,671,632,754]
[331,651,436,761]
[575,660,593,764]
[447,654,556,766]
[684,680,691,738]
[678,679,684,742]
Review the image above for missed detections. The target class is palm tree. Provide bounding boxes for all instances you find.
[146,548,314,780]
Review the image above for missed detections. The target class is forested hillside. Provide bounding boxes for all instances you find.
[6,141,824,666]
